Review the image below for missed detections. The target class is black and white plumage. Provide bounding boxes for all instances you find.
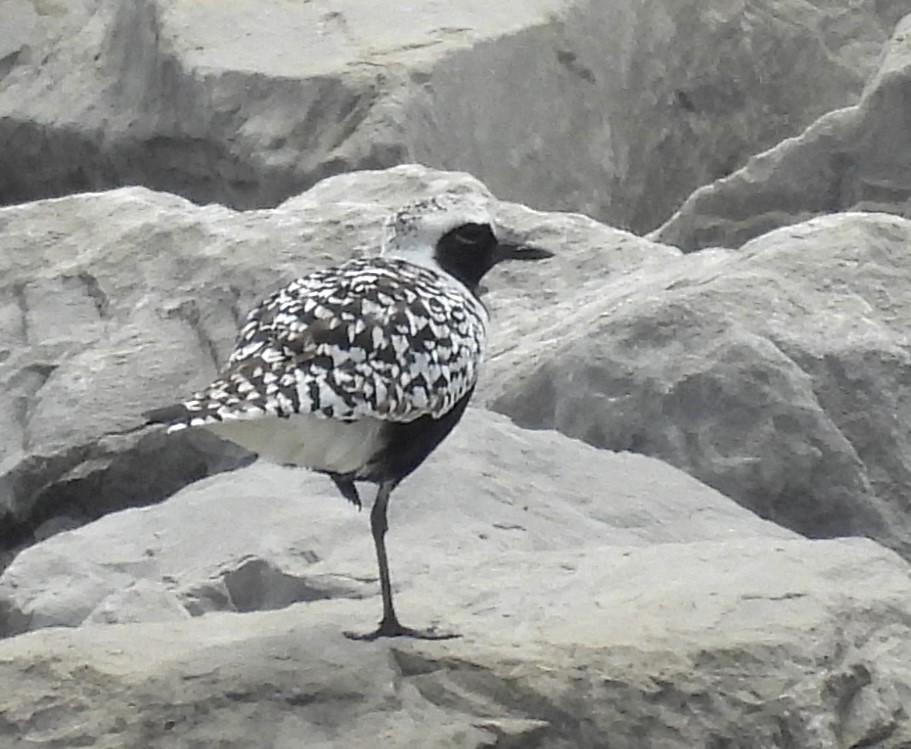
[145,193,553,640]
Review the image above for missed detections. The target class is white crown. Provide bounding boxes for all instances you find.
[381,194,495,269]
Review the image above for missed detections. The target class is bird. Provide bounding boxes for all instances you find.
[144,193,553,640]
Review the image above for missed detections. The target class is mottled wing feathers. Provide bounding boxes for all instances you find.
[155,258,488,432]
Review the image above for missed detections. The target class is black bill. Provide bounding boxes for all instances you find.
[494,242,555,262]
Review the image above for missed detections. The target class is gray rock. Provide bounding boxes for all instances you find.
[0,0,902,232]
[83,579,190,626]
[654,12,911,251]
[2,164,642,559]
[3,6,911,745]
[0,409,795,636]
[490,212,911,556]
[5,164,911,564]
[0,536,910,748]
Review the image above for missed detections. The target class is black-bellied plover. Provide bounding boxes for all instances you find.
[145,193,553,640]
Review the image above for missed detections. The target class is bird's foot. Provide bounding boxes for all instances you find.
[343,619,459,641]
[329,475,362,510]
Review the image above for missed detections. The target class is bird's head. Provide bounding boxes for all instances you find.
[381,194,553,292]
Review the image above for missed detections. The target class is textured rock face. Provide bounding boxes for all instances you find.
[3,162,911,745]
[1,537,910,748]
[654,13,911,251]
[3,5,911,745]
[0,0,904,231]
[3,162,911,560]
[490,212,911,557]
[0,409,795,636]
[0,164,669,560]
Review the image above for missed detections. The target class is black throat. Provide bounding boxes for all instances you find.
[433,223,499,293]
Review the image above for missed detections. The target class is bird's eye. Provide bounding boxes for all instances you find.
[452,224,493,246]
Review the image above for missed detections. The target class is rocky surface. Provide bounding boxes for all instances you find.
[0,409,796,636]
[0,164,672,561]
[3,160,911,745]
[490,211,911,558]
[654,13,911,251]
[3,4,911,748]
[1,536,910,748]
[1,0,905,231]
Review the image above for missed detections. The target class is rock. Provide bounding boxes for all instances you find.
[0,409,795,636]
[653,12,911,251]
[82,579,190,626]
[0,0,902,232]
[2,164,655,560]
[4,165,911,563]
[0,536,910,748]
[2,5,911,746]
[490,212,911,557]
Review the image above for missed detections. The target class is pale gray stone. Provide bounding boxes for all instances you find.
[83,579,190,626]
[0,164,670,559]
[654,13,911,251]
[1,6,910,746]
[0,0,902,232]
[0,537,909,748]
[4,165,911,567]
[490,212,911,557]
[0,409,795,636]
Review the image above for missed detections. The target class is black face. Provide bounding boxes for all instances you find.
[434,223,553,292]
[434,223,499,291]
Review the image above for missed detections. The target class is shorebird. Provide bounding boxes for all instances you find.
[145,193,553,639]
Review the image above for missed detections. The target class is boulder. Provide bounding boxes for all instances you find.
[0,536,909,748]
[4,165,911,562]
[1,164,666,560]
[490,212,911,557]
[654,13,911,251]
[0,408,795,635]
[2,4,911,745]
[0,0,903,231]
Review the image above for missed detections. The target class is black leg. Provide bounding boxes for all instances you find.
[344,480,458,641]
[329,474,362,510]
[370,479,398,630]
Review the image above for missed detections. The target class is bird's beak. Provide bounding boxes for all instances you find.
[494,242,555,263]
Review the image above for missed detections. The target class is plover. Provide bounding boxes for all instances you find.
[145,193,553,640]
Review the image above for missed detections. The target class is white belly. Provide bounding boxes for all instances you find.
[203,413,386,475]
